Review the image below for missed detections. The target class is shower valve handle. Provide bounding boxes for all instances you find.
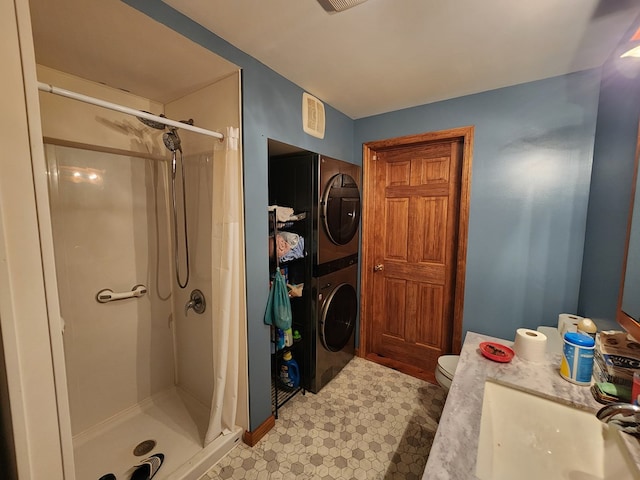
[185,289,206,316]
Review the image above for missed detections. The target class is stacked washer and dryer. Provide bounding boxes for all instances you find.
[269,153,361,393]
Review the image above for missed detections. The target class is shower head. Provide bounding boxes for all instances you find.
[137,112,192,154]
[137,112,195,131]
[137,111,167,130]
[163,129,182,152]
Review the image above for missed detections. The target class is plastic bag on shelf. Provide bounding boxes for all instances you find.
[264,267,292,330]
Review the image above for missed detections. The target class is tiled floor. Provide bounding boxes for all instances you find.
[200,357,446,480]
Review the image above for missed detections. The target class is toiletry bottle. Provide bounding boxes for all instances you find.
[577,318,597,339]
[280,351,300,389]
[560,332,595,385]
[276,328,285,351]
[284,328,293,347]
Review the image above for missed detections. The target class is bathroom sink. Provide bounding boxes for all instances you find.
[476,380,639,480]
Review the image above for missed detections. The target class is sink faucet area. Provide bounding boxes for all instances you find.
[422,331,640,480]
[597,403,640,437]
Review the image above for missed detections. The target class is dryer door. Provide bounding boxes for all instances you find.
[319,282,357,352]
[321,173,361,245]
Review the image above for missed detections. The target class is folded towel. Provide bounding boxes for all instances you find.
[280,236,305,263]
[268,205,294,222]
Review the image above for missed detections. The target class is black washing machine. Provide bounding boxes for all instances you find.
[308,262,358,393]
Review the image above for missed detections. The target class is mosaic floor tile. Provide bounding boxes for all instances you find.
[200,357,446,480]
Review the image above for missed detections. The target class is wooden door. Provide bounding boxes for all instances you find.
[360,127,473,383]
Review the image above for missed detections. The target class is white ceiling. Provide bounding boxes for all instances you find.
[29,0,239,103]
[28,0,640,119]
[164,0,640,118]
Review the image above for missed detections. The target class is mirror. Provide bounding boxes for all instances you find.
[618,122,640,339]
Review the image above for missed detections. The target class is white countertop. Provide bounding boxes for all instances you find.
[422,331,638,479]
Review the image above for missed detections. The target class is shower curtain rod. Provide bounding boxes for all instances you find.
[37,81,224,140]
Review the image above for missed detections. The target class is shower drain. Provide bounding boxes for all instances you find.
[133,439,156,457]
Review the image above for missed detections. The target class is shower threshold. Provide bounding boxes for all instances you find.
[72,387,241,479]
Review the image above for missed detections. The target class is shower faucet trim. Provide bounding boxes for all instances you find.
[185,289,206,316]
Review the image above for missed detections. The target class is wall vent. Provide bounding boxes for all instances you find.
[302,92,325,139]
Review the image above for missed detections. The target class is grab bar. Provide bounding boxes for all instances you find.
[96,284,148,303]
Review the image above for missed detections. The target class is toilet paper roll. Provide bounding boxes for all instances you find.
[513,328,548,362]
[558,313,582,338]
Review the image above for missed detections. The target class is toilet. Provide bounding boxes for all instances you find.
[435,355,459,392]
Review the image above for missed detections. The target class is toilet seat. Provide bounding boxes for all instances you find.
[435,355,459,392]
[437,355,459,380]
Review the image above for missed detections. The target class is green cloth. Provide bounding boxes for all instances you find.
[597,382,632,402]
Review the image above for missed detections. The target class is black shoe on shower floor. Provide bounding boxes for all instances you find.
[130,453,164,480]
[98,475,116,480]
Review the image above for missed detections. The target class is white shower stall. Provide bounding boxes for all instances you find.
[38,66,248,479]
[0,0,248,480]
[3,2,251,478]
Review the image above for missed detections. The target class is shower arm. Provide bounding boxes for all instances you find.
[37,81,224,140]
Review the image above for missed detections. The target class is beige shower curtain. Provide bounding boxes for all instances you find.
[205,126,245,444]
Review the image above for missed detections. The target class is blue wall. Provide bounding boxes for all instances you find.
[579,59,640,330]
[354,71,601,340]
[124,1,354,431]
[127,1,609,432]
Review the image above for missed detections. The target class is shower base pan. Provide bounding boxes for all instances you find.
[72,387,242,480]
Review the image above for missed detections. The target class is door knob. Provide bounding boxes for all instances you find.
[374,264,384,272]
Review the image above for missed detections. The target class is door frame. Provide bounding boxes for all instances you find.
[359,126,474,361]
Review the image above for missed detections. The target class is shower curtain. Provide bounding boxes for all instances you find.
[205,126,245,444]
